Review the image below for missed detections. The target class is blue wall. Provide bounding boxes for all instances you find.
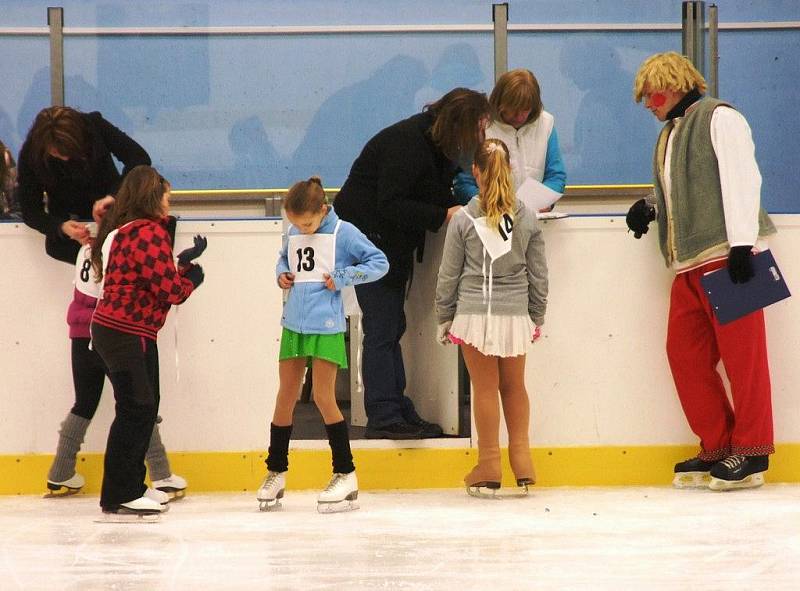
[1,1,798,212]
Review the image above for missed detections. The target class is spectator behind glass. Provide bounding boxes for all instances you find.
[0,139,20,219]
[17,106,150,263]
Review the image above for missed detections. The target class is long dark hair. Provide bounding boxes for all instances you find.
[23,106,91,183]
[91,165,170,280]
[425,88,489,162]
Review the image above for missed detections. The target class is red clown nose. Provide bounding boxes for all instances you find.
[650,93,667,107]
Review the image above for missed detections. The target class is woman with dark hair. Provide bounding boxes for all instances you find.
[334,87,490,439]
[17,106,150,263]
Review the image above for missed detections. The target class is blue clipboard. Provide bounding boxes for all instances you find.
[700,250,791,325]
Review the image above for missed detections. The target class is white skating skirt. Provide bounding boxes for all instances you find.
[448,313,534,357]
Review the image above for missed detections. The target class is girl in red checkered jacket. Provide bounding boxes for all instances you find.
[89,165,205,519]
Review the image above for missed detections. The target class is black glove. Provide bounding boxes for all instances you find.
[626,198,656,239]
[177,234,208,266]
[728,245,755,284]
[184,264,205,289]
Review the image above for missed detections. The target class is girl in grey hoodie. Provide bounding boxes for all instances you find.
[436,139,548,497]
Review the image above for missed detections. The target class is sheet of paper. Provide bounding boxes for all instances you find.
[536,211,569,220]
[516,177,562,212]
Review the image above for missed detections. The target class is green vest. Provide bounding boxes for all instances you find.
[652,97,775,266]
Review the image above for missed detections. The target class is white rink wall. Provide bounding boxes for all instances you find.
[2,215,799,454]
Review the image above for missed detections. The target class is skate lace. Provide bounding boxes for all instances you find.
[262,471,280,488]
[323,473,345,492]
[719,454,746,470]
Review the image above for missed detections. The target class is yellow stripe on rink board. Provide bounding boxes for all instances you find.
[4,444,799,496]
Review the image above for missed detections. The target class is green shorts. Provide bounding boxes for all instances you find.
[278,328,348,368]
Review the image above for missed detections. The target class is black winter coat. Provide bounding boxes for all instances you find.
[334,111,457,286]
[18,111,151,263]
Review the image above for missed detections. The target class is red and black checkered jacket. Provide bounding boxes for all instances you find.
[92,217,195,341]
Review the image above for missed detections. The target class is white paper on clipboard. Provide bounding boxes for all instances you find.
[516,177,562,212]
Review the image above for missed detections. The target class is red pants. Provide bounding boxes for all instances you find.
[666,260,774,460]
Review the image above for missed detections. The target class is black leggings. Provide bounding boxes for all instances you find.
[90,323,160,509]
[70,338,107,419]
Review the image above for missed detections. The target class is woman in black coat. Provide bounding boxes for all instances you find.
[334,87,489,439]
[18,106,151,263]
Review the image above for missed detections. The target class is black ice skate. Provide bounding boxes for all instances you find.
[672,456,718,489]
[709,454,768,491]
[44,473,85,497]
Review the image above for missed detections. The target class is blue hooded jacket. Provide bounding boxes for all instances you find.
[276,206,389,334]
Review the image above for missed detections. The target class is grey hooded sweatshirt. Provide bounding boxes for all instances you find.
[435,196,548,327]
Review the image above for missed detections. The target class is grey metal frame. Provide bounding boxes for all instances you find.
[47,7,65,106]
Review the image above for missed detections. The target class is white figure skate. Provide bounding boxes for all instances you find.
[317,472,359,514]
[151,474,188,500]
[44,473,85,497]
[257,471,286,511]
[98,495,167,523]
[145,487,171,506]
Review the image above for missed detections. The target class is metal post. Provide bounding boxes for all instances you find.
[493,3,508,83]
[681,1,705,77]
[47,7,65,106]
[709,4,719,97]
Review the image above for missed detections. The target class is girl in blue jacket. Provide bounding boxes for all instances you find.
[258,176,389,513]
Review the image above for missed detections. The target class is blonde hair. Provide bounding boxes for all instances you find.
[633,51,707,102]
[284,176,326,214]
[489,68,542,125]
[473,139,514,230]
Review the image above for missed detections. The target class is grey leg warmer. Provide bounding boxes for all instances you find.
[145,416,172,481]
[48,413,91,482]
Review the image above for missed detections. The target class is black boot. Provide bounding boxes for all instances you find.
[672,456,719,489]
[709,455,768,491]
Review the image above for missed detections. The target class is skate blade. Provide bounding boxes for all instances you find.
[466,485,503,500]
[708,472,765,491]
[317,500,359,514]
[258,499,282,512]
[95,511,161,523]
[157,488,186,501]
[672,472,712,489]
[43,487,82,498]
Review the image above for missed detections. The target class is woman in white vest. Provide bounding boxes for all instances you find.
[454,68,566,208]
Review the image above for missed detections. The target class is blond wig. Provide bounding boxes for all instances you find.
[633,51,707,103]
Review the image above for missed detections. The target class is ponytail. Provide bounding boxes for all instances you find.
[473,139,514,229]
